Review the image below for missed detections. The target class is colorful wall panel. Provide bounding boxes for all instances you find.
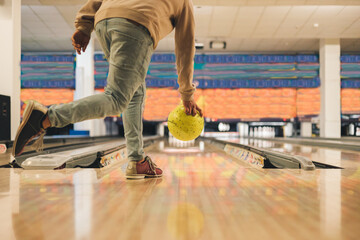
[296,88,360,117]
[341,89,360,115]
[95,54,321,89]
[144,88,360,121]
[296,88,320,117]
[20,89,74,117]
[95,53,360,89]
[19,88,358,121]
[341,55,360,89]
[21,54,75,88]
[200,88,297,120]
[143,88,297,121]
[20,53,360,90]
[20,53,359,121]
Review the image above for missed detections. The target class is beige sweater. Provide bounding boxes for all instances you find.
[75,0,196,101]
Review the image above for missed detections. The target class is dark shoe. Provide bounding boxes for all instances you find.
[126,156,163,179]
[12,101,47,157]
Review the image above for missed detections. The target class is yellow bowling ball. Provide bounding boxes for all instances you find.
[167,104,204,141]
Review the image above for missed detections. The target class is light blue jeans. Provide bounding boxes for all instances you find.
[48,18,154,161]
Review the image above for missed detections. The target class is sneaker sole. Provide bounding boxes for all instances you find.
[12,101,36,157]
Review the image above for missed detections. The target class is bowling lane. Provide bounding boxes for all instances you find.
[220,137,360,169]
[0,140,360,240]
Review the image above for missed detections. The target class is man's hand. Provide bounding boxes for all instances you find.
[71,30,90,55]
[183,100,203,117]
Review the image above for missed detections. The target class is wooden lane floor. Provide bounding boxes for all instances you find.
[0,140,359,239]
[226,138,360,169]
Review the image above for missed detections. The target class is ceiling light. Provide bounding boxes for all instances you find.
[313,23,319,28]
[210,41,226,49]
[195,42,204,50]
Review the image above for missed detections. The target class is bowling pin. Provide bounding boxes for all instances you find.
[254,127,258,137]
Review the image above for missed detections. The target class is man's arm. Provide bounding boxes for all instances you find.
[72,0,102,54]
[175,0,196,102]
[175,0,202,116]
[75,0,103,36]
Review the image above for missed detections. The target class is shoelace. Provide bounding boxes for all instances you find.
[31,130,46,153]
[145,156,158,176]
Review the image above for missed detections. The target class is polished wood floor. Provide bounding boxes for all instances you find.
[0,140,359,240]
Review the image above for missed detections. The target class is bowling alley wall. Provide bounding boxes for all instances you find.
[20,53,360,122]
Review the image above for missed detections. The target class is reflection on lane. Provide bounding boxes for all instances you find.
[220,137,360,169]
[0,140,359,239]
